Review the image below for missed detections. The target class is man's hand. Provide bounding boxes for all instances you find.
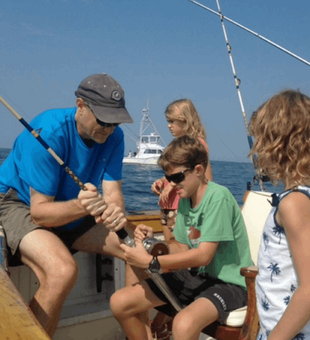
[100,202,127,232]
[78,183,126,231]
[78,183,108,217]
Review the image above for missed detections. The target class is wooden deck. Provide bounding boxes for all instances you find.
[0,264,51,339]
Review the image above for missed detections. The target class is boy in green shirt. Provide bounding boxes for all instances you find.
[110,135,252,340]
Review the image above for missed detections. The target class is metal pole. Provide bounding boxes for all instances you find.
[189,0,310,68]
[214,0,253,150]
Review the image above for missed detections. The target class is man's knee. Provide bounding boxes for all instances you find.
[42,256,78,292]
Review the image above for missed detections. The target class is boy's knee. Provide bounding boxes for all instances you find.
[110,289,137,319]
[110,290,126,318]
[172,312,193,335]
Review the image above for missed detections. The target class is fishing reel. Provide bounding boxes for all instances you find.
[142,237,170,256]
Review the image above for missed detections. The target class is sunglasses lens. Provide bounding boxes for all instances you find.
[96,119,119,128]
[165,172,185,184]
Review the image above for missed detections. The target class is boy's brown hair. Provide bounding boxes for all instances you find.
[158,135,208,172]
[250,89,310,188]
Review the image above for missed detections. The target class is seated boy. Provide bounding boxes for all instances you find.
[110,135,253,340]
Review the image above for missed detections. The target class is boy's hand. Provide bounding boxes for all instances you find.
[134,224,154,242]
[120,241,152,269]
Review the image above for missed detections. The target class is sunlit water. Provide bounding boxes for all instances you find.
[0,148,283,212]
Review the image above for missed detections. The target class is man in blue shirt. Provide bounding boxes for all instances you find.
[0,73,133,337]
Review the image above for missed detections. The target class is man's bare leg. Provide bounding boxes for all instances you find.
[19,229,79,337]
[72,222,125,259]
[73,224,153,339]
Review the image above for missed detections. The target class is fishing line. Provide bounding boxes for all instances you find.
[188,0,310,68]
[0,94,130,242]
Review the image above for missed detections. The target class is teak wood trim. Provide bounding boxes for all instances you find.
[0,264,51,340]
[127,211,163,233]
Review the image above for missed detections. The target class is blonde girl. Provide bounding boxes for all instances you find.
[152,99,212,241]
[250,89,310,340]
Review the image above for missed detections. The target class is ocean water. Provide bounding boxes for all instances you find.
[0,147,283,212]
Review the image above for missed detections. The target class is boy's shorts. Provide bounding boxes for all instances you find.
[0,188,96,265]
[160,208,177,231]
[145,269,247,323]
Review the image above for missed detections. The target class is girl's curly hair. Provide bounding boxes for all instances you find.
[250,89,310,188]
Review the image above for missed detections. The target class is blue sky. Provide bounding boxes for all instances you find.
[1,0,310,162]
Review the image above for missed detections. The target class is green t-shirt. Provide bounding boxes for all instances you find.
[174,181,252,289]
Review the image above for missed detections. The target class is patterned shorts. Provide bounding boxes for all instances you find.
[160,209,177,231]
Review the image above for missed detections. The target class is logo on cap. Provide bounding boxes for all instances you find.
[111,90,122,101]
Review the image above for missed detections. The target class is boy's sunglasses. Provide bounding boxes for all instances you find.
[165,167,194,184]
[96,119,119,128]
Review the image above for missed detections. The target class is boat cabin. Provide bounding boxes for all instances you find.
[140,133,161,145]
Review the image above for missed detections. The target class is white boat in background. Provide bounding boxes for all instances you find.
[123,104,166,165]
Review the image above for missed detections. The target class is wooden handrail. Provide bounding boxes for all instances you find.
[0,264,51,340]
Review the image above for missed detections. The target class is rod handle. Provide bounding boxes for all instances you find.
[116,228,128,240]
[116,228,135,247]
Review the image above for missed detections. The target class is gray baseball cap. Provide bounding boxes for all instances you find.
[75,73,133,124]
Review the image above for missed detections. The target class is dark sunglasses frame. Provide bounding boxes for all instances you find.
[84,102,119,128]
[96,119,119,128]
[165,167,194,184]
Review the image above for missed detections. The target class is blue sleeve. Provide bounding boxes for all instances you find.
[102,127,124,181]
[18,126,67,197]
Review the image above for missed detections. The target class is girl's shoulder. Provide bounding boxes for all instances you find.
[279,186,310,205]
[276,186,310,227]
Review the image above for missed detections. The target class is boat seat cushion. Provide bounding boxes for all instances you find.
[224,305,247,327]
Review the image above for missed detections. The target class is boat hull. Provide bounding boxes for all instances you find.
[123,156,160,165]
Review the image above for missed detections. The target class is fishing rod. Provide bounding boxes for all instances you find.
[0,94,183,312]
[214,0,269,189]
[214,0,253,151]
[188,0,310,68]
